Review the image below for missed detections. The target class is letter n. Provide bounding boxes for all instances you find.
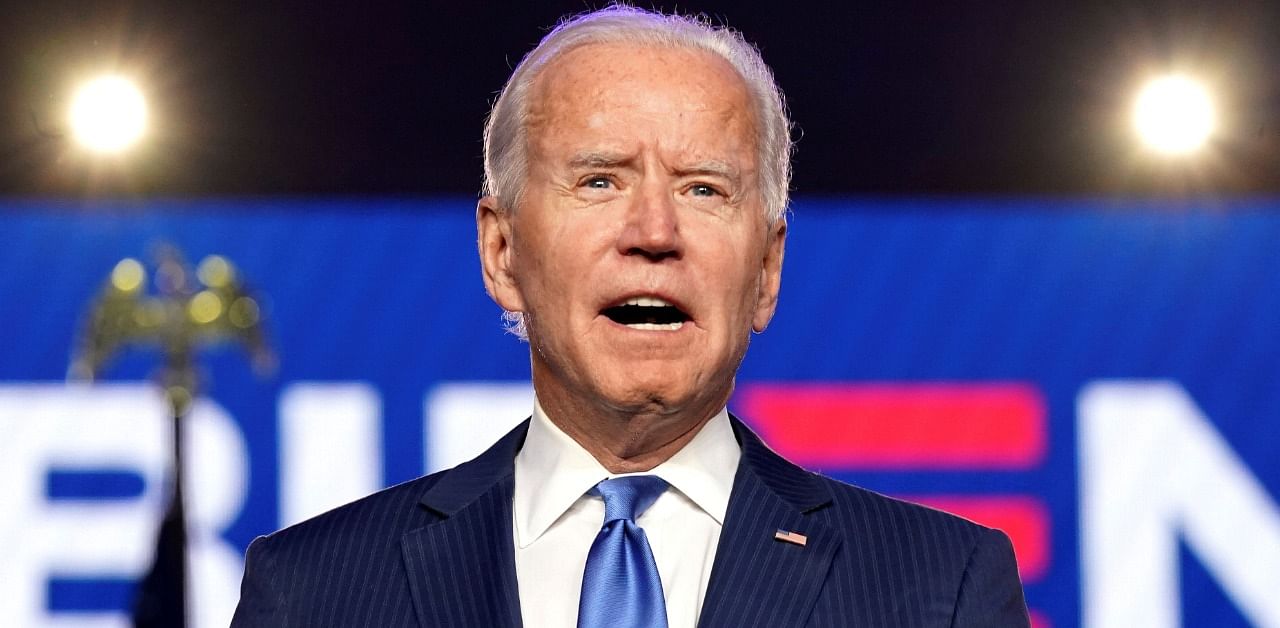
[1080,381,1280,627]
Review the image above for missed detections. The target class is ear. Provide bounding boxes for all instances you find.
[477,196,526,313]
[752,218,787,333]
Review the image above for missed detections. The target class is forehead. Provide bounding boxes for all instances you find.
[526,42,758,162]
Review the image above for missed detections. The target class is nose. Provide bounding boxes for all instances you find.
[617,179,682,261]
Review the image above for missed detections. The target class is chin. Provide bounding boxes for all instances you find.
[597,367,723,418]
[589,371,680,411]
[600,386,686,415]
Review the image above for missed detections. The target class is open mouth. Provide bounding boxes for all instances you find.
[601,296,690,331]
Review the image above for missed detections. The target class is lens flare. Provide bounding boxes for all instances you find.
[1133,75,1215,155]
[69,76,148,154]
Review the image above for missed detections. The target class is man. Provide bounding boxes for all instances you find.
[232,6,1029,627]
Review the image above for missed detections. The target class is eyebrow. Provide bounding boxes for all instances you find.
[674,160,741,183]
[567,151,634,170]
[566,152,743,186]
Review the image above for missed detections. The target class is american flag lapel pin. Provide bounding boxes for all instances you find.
[774,529,808,547]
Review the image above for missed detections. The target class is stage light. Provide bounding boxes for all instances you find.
[1133,75,1214,155]
[69,76,148,154]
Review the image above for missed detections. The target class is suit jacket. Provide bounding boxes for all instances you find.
[231,416,1029,627]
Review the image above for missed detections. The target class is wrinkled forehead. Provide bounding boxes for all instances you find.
[524,42,761,163]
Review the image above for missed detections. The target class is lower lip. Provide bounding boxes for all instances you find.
[601,317,690,333]
[622,321,684,331]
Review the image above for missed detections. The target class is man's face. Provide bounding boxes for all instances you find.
[479,42,786,422]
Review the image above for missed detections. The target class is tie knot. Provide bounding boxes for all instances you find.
[591,475,668,523]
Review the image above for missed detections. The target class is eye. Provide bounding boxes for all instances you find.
[583,176,613,189]
[688,184,721,198]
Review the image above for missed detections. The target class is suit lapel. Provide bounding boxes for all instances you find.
[400,421,529,628]
[698,416,842,628]
[397,414,839,627]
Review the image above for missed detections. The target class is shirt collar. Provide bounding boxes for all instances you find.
[512,398,740,549]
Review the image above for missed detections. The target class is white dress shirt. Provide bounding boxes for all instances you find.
[512,400,741,628]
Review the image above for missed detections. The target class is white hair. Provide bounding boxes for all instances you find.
[482,4,793,337]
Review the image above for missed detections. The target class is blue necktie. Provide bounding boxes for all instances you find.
[577,475,670,628]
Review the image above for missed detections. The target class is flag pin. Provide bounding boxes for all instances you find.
[774,529,808,546]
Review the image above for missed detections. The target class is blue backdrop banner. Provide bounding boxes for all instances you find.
[1,198,1277,628]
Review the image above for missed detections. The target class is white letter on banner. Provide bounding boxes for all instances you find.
[424,382,532,474]
[1080,380,1280,628]
[0,384,167,628]
[0,384,248,628]
[278,382,382,527]
[186,398,251,628]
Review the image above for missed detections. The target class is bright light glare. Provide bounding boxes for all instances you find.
[69,76,148,154]
[1133,75,1214,155]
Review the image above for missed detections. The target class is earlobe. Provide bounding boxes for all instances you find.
[752,219,787,333]
[476,197,525,313]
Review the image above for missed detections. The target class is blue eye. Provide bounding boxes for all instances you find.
[690,184,718,197]
[585,177,612,189]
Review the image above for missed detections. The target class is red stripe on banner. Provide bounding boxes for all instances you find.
[903,495,1051,582]
[737,383,1046,468]
[1029,610,1052,628]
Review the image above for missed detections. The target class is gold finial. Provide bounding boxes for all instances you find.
[70,244,277,391]
[188,290,224,325]
[228,296,261,329]
[197,255,234,289]
[111,258,146,293]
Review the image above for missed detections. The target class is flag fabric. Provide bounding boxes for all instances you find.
[131,479,187,627]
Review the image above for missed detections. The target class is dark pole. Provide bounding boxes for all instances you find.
[131,401,188,627]
[71,249,273,628]
[132,348,195,628]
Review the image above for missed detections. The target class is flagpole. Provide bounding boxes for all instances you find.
[70,246,274,628]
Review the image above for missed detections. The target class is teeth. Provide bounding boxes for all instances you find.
[625,321,684,331]
[623,296,673,308]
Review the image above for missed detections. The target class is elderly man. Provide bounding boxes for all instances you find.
[232,6,1029,627]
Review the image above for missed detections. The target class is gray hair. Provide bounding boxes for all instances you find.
[482,5,793,339]
[482,5,793,222]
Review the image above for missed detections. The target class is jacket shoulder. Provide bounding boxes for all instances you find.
[253,469,447,558]
[231,471,453,627]
[814,473,1014,566]
[808,474,1029,626]
[821,475,994,540]
[245,417,528,566]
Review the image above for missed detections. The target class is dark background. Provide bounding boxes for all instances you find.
[2,0,1277,199]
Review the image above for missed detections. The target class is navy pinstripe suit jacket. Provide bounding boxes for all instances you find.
[231,416,1030,627]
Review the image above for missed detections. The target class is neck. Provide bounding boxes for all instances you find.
[535,390,726,474]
